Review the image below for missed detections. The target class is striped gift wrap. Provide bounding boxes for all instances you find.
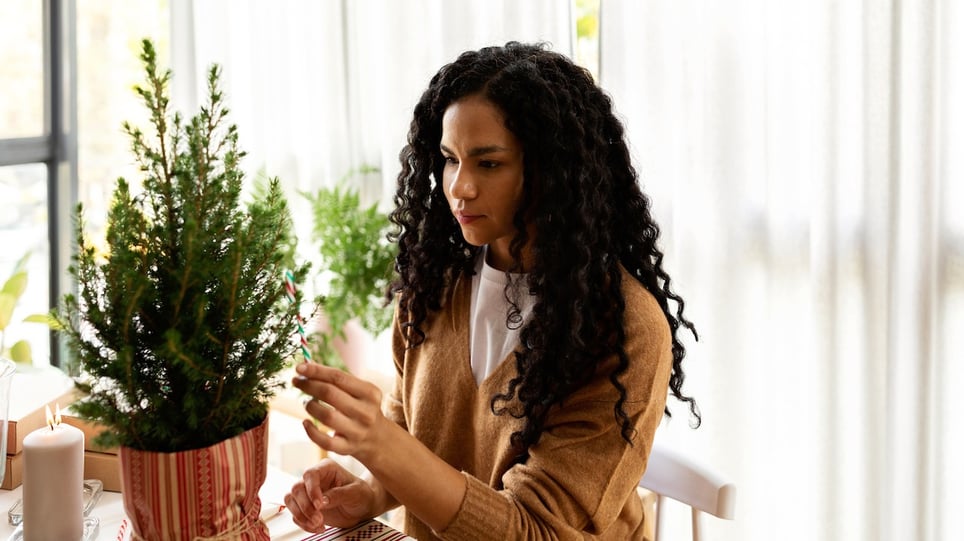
[118,416,270,540]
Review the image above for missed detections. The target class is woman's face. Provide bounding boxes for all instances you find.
[440,94,527,271]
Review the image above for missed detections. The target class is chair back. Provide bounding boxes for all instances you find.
[639,441,736,541]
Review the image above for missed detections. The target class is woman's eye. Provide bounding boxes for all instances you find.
[479,160,498,169]
[443,156,458,165]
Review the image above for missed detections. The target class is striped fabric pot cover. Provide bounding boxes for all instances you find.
[119,416,270,540]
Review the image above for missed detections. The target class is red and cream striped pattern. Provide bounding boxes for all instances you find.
[119,417,270,540]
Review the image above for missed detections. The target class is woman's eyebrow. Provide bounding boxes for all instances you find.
[440,143,511,157]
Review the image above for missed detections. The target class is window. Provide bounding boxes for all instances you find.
[574,0,600,80]
[0,0,168,368]
[0,1,62,367]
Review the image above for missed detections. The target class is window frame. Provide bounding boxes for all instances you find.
[0,0,76,368]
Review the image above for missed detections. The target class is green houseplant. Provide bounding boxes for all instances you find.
[56,39,306,540]
[0,252,60,365]
[303,172,396,369]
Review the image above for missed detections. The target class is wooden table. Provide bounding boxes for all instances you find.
[0,467,412,540]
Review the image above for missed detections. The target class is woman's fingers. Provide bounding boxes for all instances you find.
[284,480,326,533]
[284,458,367,532]
[285,459,376,530]
[303,462,334,508]
[295,362,382,402]
[292,363,384,450]
[302,417,340,452]
[295,377,374,425]
[292,363,392,463]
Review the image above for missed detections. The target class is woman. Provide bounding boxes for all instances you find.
[285,41,699,540]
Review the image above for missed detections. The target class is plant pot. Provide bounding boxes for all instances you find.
[119,416,270,540]
[312,312,372,373]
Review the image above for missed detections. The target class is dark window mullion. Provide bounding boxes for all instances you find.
[44,0,76,369]
[0,137,53,166]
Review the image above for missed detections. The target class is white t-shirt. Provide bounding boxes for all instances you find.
[469,248,534,385]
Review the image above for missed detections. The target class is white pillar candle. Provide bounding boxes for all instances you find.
[22,404,85,541]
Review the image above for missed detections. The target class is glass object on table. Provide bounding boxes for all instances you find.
[0,359,14,486]
[7,517,100,541]
[7,479,103,527]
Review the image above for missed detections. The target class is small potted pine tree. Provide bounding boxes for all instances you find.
[56,39,307,541]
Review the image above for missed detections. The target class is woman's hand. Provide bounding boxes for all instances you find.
[291,361,467,532]
[284,458,376,532]
[292,362,391,462]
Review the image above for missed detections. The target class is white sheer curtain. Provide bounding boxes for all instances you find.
[170,0,571,247]
[600,1,963,540]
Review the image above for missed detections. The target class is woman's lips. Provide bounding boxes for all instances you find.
[456,211,481,224]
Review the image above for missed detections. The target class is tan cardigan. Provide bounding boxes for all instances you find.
[385,266,672,540]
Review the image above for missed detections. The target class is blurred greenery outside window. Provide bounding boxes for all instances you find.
[575,0,600,81]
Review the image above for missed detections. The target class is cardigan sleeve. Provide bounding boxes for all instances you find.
[383,305,408,431]
[436,284,673,540]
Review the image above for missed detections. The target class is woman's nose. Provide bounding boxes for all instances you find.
[449,167,478,199]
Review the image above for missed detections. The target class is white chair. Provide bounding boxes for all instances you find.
[639,441,736,541]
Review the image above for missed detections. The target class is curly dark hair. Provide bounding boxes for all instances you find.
[388,41,699,459]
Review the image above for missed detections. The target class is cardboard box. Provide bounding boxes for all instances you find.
[2,450,121,492]
[1,452,23,490]
[5,366,79,455]
[84,450,122,492]
[59,408,119,454]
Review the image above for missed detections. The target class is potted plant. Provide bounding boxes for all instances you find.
[302,172,395,371]
[56,39,307,541]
